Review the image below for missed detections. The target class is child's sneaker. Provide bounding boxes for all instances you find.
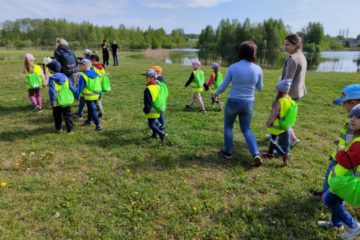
[290,138,300,148]
[185,104,193,109]
[261,152,276,159]
[33,105,40,112]
[54,129,63,133]
[95,125,103,131]
[218,149,233,159]
[283,154,290,166]
[82,121,91,126]
[309,190,323,200]
[317,220,344,230]
[341,223,360,240]
[199,109,206,113]
[160,133,168,143]
[74,114,83,121]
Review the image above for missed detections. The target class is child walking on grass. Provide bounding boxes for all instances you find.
[318,103,360,240]
[23,53,46,112]
[185,60,206,112]
[205,63,224,110]
[152,65,167,131]
[262,79,296,166]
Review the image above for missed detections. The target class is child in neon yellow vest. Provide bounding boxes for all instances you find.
[205,63,224,110]
[23,53,46,112]
[262,79,295,166]
[185,60,206,112]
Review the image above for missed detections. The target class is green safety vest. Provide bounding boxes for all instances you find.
[192,70,205,93]
[26,64,43,89]
[145,84,161,119]
[54,79,74,107]
[80,72,100,101]
[328,136,360,184]
[267,97,295,135]
[210,72,223,94]
[331,122,353,159]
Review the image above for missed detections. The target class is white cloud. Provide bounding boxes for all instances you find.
[139,0,231,9]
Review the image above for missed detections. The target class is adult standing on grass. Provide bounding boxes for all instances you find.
[280,33,307,147]
[111,40,119,66]
[101,39,110,67]
[214,41,263,166]
[54,38,79,87]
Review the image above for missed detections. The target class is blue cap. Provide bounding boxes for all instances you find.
[333,84,360,104]
[141,69,156,78]
[212,63,219,69]
[46,60,61,73]
[276,79,292,93]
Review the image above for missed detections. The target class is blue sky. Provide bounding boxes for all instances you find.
[2,0,359,37]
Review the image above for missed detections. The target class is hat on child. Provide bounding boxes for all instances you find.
[89,54,100,62]
[141,69,156,78]
[350,103,360,119]
[276,79,292,93]
[151,65,163,74]
[84,49,92,55]
[46,60,61,73]
[192,60,201,69]
[78,59,92,68]
[43,57,53,65]
[24,53,35,61]
[212,63,219,69]
[333,84,360,104]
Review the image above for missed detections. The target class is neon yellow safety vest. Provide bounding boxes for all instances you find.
[267,97,295,135]
[80,72,100,101]
[210,72,223,94]
[192,70,205,93]
[331,122,353,159]
[54,79,70,107]
[328,136,360,184]
[145,85,161,119]
[93,67,106,83]
[26,64,43,89]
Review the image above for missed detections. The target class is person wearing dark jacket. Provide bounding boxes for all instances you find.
[47,60,75,133]
[54,38,79,87]
[75,59,102,131]
[101,40,110,66]
[142,69,167,142]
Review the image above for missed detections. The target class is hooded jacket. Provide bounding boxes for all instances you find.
[48,73,75,107]
[75,70,99,99]
[54,45,79,76]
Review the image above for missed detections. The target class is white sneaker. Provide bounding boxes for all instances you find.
[317,220,344,230]
[341,223,360,240]
[290,138,300,147]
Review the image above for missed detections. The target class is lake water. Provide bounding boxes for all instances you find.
[164,49,360,73]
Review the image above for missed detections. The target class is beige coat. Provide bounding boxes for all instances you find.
[281,50,307,99]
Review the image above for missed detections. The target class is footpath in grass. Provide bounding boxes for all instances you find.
[0,50,359,239]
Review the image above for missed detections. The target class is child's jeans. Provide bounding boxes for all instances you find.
[28,88,42,108]
[322,159,337,194]
[53,106,73,132]
[85,100,100,127]
[322,188,357,228]
[189,92,205,110]
[269,130,290,156]
[76,96,86,117]
[148,118,165,138]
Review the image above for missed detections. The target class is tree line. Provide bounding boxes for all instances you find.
[0,18,191,50]
[198,18,345,65]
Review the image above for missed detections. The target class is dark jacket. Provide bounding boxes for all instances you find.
[48,73,75,107]
[54,45,79,77]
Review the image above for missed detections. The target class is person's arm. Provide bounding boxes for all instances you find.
[185,72,194,87]
[143,88,153,114]
[207,74,214,87]
[215,69,231,95]
[266,101,280,127]
[336,142,360,169]
[68,78,76,94]
[40,70,47,87]
[75,76,85,99]
[256,68,263,91]
[282,57,297,81]
[48,77,56,107]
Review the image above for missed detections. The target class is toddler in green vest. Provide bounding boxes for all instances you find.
[142,69,167,142]
[262,79,296,166]
[205,63,224,110]
[46,60,75,133]
[185,60,206,112]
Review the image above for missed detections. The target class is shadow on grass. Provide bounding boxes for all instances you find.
[0,104,33,114]
[0,127,53,142]
[211,194,327,239]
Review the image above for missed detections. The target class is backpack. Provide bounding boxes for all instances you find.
[101,75,111,92]
[279,101,298,130]
[86,76,102,93]
[153,81,169,112]
[56,81,74,107]
[56,47,77,74]
[27,73,42,88]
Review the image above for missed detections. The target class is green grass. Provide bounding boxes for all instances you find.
[0,49,360,239]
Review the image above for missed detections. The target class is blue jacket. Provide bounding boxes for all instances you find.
[75,70,98,98]
[48,73,75,107]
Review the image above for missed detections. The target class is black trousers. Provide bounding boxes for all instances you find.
[53,106,73,132]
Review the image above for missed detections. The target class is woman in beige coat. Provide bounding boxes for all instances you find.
[280,33,307,147]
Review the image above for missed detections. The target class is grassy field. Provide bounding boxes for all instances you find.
[0,49,359,239]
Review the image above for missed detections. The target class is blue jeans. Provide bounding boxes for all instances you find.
[86,100,100,127]
[77,96,86,117]
[269,130,290,156]
[223,98,259,156]
[112,54,118,66]
[322,159,337,194]
[323,189,357,228]
[148,118,164,138]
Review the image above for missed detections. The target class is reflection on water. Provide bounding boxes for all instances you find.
[165,49,199,65]
[316,51,360,72]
